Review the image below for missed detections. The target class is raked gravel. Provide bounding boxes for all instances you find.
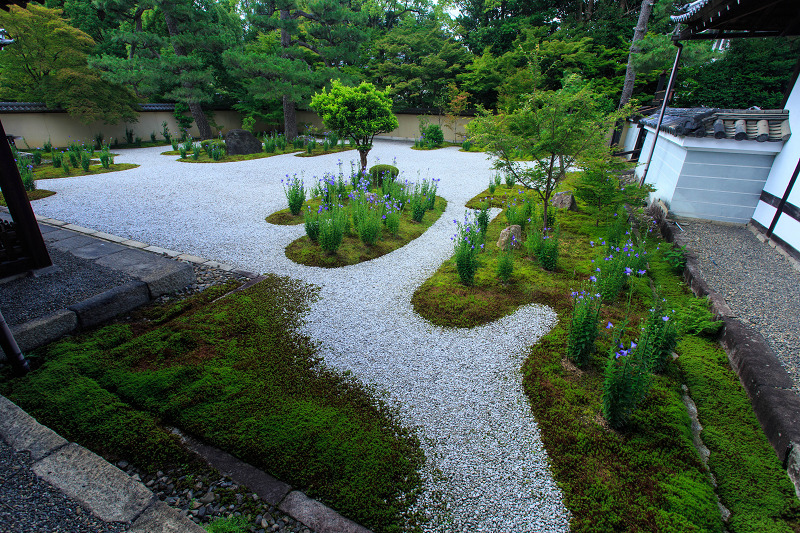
[31,139,570,532]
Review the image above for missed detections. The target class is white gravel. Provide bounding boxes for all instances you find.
[32,139,571,532]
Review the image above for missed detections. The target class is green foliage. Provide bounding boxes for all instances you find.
[0,4,138,125]
[602,341,652,429]
[18,161,36,192]
[664,245,687,273]
[318,205,347,254]
[453,212,483,286]
[496,249,514,284]
[80,151,90,172]
[32,151,42,165]
[421,123,444,147]
[310,81,398,171]
[51,151,63,169]
[368,165,399,187]
[303,207,321,242]
[173,102,194,132]
[99,147,113,169]
[566,289,601,367]
[573,160,643,227]
[468,76,631,229]
[283,174,306,216]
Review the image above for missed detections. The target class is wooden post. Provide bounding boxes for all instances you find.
[0,119,51,272]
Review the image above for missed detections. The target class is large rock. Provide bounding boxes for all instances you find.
[551,191,578,211]
[224,129,262,155]
[497,225,522,250]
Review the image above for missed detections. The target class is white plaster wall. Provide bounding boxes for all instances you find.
[753,76,800,253]
[639,127,687,206]
[620,120,640,157]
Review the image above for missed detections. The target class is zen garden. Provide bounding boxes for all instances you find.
[0,1,799,533]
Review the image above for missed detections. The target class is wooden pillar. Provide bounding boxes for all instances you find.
[0,118,51,273]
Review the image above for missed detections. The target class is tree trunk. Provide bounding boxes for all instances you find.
[283,95,297,140]
[280,9,298,140]
[130,7,144,60]
[164,12,213,140]
[619,0,656,109]
[359,148,368,173]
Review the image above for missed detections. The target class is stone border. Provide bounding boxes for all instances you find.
[0,394,206,532]
[658,218,800,498]
[173,430,372,533]
[0,209,258,359]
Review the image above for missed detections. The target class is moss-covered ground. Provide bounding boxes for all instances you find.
[164,144,354,163]
[285,196,447,268]
[0,278,424,533]
[0,189,56,207]
[412,187,800,532]
[32,163,139,180]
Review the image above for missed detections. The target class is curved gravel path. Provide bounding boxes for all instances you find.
[31,140,570,532]
[675,219,800,394]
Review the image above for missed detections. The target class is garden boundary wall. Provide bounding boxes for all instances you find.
[0,103,472,149]
[658,218,800,499]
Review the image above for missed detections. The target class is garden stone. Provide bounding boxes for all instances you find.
[225,129,262,155]
[497,225,522,250]
[550,191,577,211]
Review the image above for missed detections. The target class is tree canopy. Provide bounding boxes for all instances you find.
[0,3,138,124]
[310,80,398,171]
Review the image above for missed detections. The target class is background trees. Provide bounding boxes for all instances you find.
[0,0,796,133]
[0,4,138,124]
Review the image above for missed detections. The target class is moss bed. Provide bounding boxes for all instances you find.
[32,163,138,180]
[285,196,447,268]
[0,278,424,533]
[412,187,800,531]
[0,189,56,207]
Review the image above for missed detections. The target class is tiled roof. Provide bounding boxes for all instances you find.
[0,102,177,112]
[639,107,790,142]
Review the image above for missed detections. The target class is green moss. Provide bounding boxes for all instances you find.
[675,337,800,532]
[0,276,423,533]
[33,163,138,180]
[0,189,56,206]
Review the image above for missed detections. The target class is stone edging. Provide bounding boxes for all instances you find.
[0,394,206,532]
[659,219,800,498]
[0,208,259,359]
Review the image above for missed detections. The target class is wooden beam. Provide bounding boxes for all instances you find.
[0,119,51,273]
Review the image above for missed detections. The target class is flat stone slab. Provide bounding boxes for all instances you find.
[32,443,153,523]
[62,223,97,234]
[68,280,150,328]
[0,395,68,460]
[49,235,97,253]
[1,309,77,357]
[72,241,127,260]
[95,249,195,298]
[42,228,80,243]
[279,491,372,533]
[129,500,206,533]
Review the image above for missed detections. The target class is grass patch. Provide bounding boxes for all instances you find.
[33,163,138,180]
[294,145,355,157]
[0,189,56,206]
[412,187,800,530]
[0,277,424,533]
[164,149,298,162]
[286,196,447,268]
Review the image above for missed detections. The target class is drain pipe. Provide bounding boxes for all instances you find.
[640,39,683,186]
[0,309,29,376]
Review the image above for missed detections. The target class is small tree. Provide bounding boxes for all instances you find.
[468,75,631,229]
[310,81,398,172]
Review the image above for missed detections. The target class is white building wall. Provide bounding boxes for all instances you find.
[752,76,800,255]
[639,126,782,223]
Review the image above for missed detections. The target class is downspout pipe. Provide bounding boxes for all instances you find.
[640,40,683,186]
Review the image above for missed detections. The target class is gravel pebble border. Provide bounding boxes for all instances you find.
[30,140,571,531]
[672,218,800,394]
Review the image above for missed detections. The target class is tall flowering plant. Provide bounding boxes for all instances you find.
[282,174,306,215]
[566,288,602,367]
[452,211,484,286]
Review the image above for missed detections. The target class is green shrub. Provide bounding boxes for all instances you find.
[80,151,90,172]
[125,127,134,145]
[422,124,443,147]
[462,139,472,151]
[602,339,652,429]
[32,150,42,165]
[319,206,347,254]
[368,164,399,187]
[51,151,62,168]
[99,147,113,169]
[283,174,305,216]
[504,172,516,188]
[453,212,482,285]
